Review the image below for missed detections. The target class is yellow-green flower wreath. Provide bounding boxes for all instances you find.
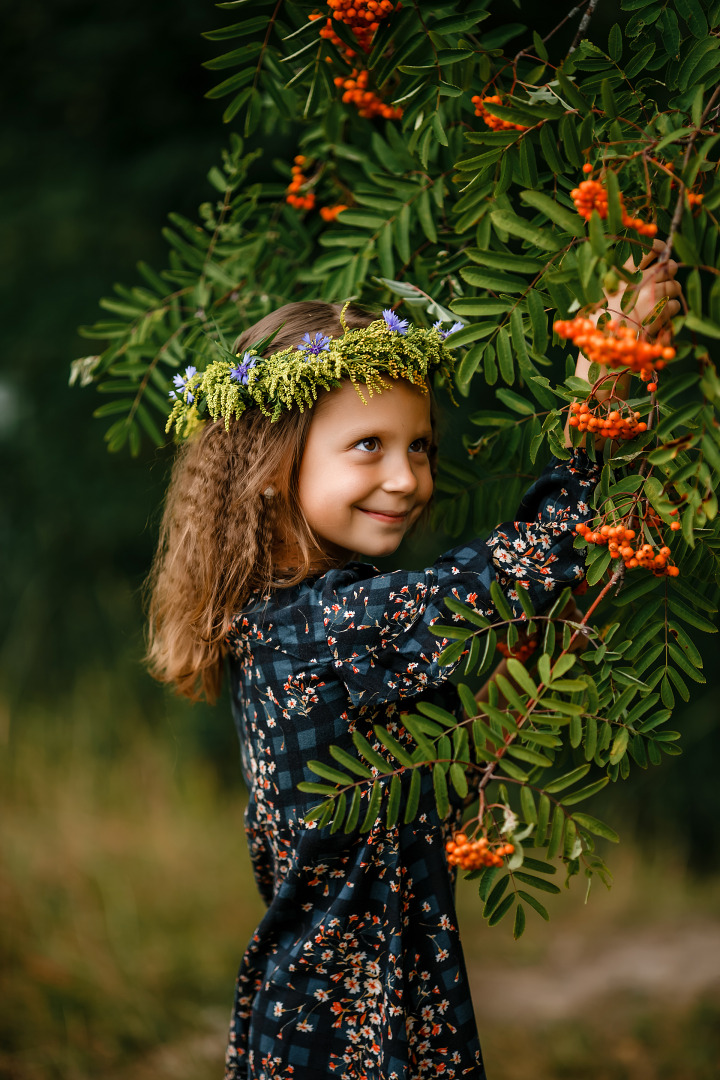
[166,306,464,439]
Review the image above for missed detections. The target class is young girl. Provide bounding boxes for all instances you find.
[147,249,680,1080]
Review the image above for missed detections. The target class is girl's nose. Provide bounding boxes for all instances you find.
[381,453,419,495]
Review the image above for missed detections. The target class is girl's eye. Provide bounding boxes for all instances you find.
[355,437,380,453]
[409,438,430,454]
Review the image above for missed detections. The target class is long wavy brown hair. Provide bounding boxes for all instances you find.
[146,301,382,702]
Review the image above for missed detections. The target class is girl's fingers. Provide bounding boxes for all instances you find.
[647,260,679,283]
[635,238,667,269]
[649,279,683,298]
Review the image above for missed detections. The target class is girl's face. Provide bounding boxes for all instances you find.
[297,378,434,561]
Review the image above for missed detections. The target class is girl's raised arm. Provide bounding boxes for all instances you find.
[234,454,599,709]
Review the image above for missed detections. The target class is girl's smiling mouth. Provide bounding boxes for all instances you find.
[358,508,410,523]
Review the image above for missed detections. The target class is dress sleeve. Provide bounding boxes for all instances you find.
[281,449,600,706]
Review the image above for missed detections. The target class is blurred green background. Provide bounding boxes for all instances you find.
[2,1,719,1077]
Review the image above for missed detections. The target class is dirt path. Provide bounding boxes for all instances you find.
[471,919,720,1023]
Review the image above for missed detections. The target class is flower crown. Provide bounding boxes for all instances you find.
[166,306,464,438]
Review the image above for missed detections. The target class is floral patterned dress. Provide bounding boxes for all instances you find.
[223,451,599,1080]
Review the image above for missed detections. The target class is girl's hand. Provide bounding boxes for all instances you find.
[573,239,682,392]
[566,239,684,447]
[605,239,682,336]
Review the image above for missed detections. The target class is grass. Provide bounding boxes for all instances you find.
[2,687,719,1079]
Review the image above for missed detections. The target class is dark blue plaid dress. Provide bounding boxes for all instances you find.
[224,451,599,1080]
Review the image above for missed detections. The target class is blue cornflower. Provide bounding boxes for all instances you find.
[382,309,409,335]
[230,352,256,386]
[298,331,332,355]
[172,365,197,403]
[433,320,465,342]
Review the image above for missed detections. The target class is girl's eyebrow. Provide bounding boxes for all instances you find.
[343,426,434,442]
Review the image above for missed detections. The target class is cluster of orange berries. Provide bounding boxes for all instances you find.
[575,520,680,577]
[286,155,316,211]
[572,166,658,237]
[553,317,675,389]
[311,0,398,57]
[333,68,402,119]
[446,833,515,870]
[568,401,648,440]
[470,94,528,131]
[285,155,349,218]
[497,637,538,662]
[687,191,703,207]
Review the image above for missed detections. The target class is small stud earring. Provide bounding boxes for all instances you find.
[263,485,276,498]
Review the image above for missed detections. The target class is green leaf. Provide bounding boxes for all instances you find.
[433,764,450,819]
[490,580,514,622]
[514,871,561,894]
[495,389,535,415]
[676,0,708,37]
[513,902,526,939]
[522,856,557,875]
[490,210,563,251]
[488,893,515,926]
[520,785,537,823]
[449,763,468,799]
[625,41,656,79]
[330,791,347,834]
[506,657,539,697]
[684,313,720,340]
[496,327,514,384]
[329,745,374,779]
[352,732,390,774]
[345,785,362,832]
[547,805,565,859]
[508,745,553,767]
[535,794,551,846]
[560,777,610,806]
[573,813,620,842]
[386,775,402,828]
[360,780,383,833]
[308,760,353,785]
[438,639,467,666]
[667,599,718,634]
[416,702,459,727]
[518,889,550,920]
[519,190,583,235]
[297,781,339,796]
[609,726,629,765]
[527,289,549,356]
[404,767,422,824]
[444,597,492,627]
[544,764,591,793]
[373,726,416,767]
[304,800,333,825]
[586,547,612,587]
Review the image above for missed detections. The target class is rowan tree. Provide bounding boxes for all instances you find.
[75,0,720,935]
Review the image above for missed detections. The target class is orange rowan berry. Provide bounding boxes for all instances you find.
[320,203,349,221]
[582,162,593,173]
[472,92,528,131]
[670,521,681,531]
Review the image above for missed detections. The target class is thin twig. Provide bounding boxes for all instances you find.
[568,0,600,55]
